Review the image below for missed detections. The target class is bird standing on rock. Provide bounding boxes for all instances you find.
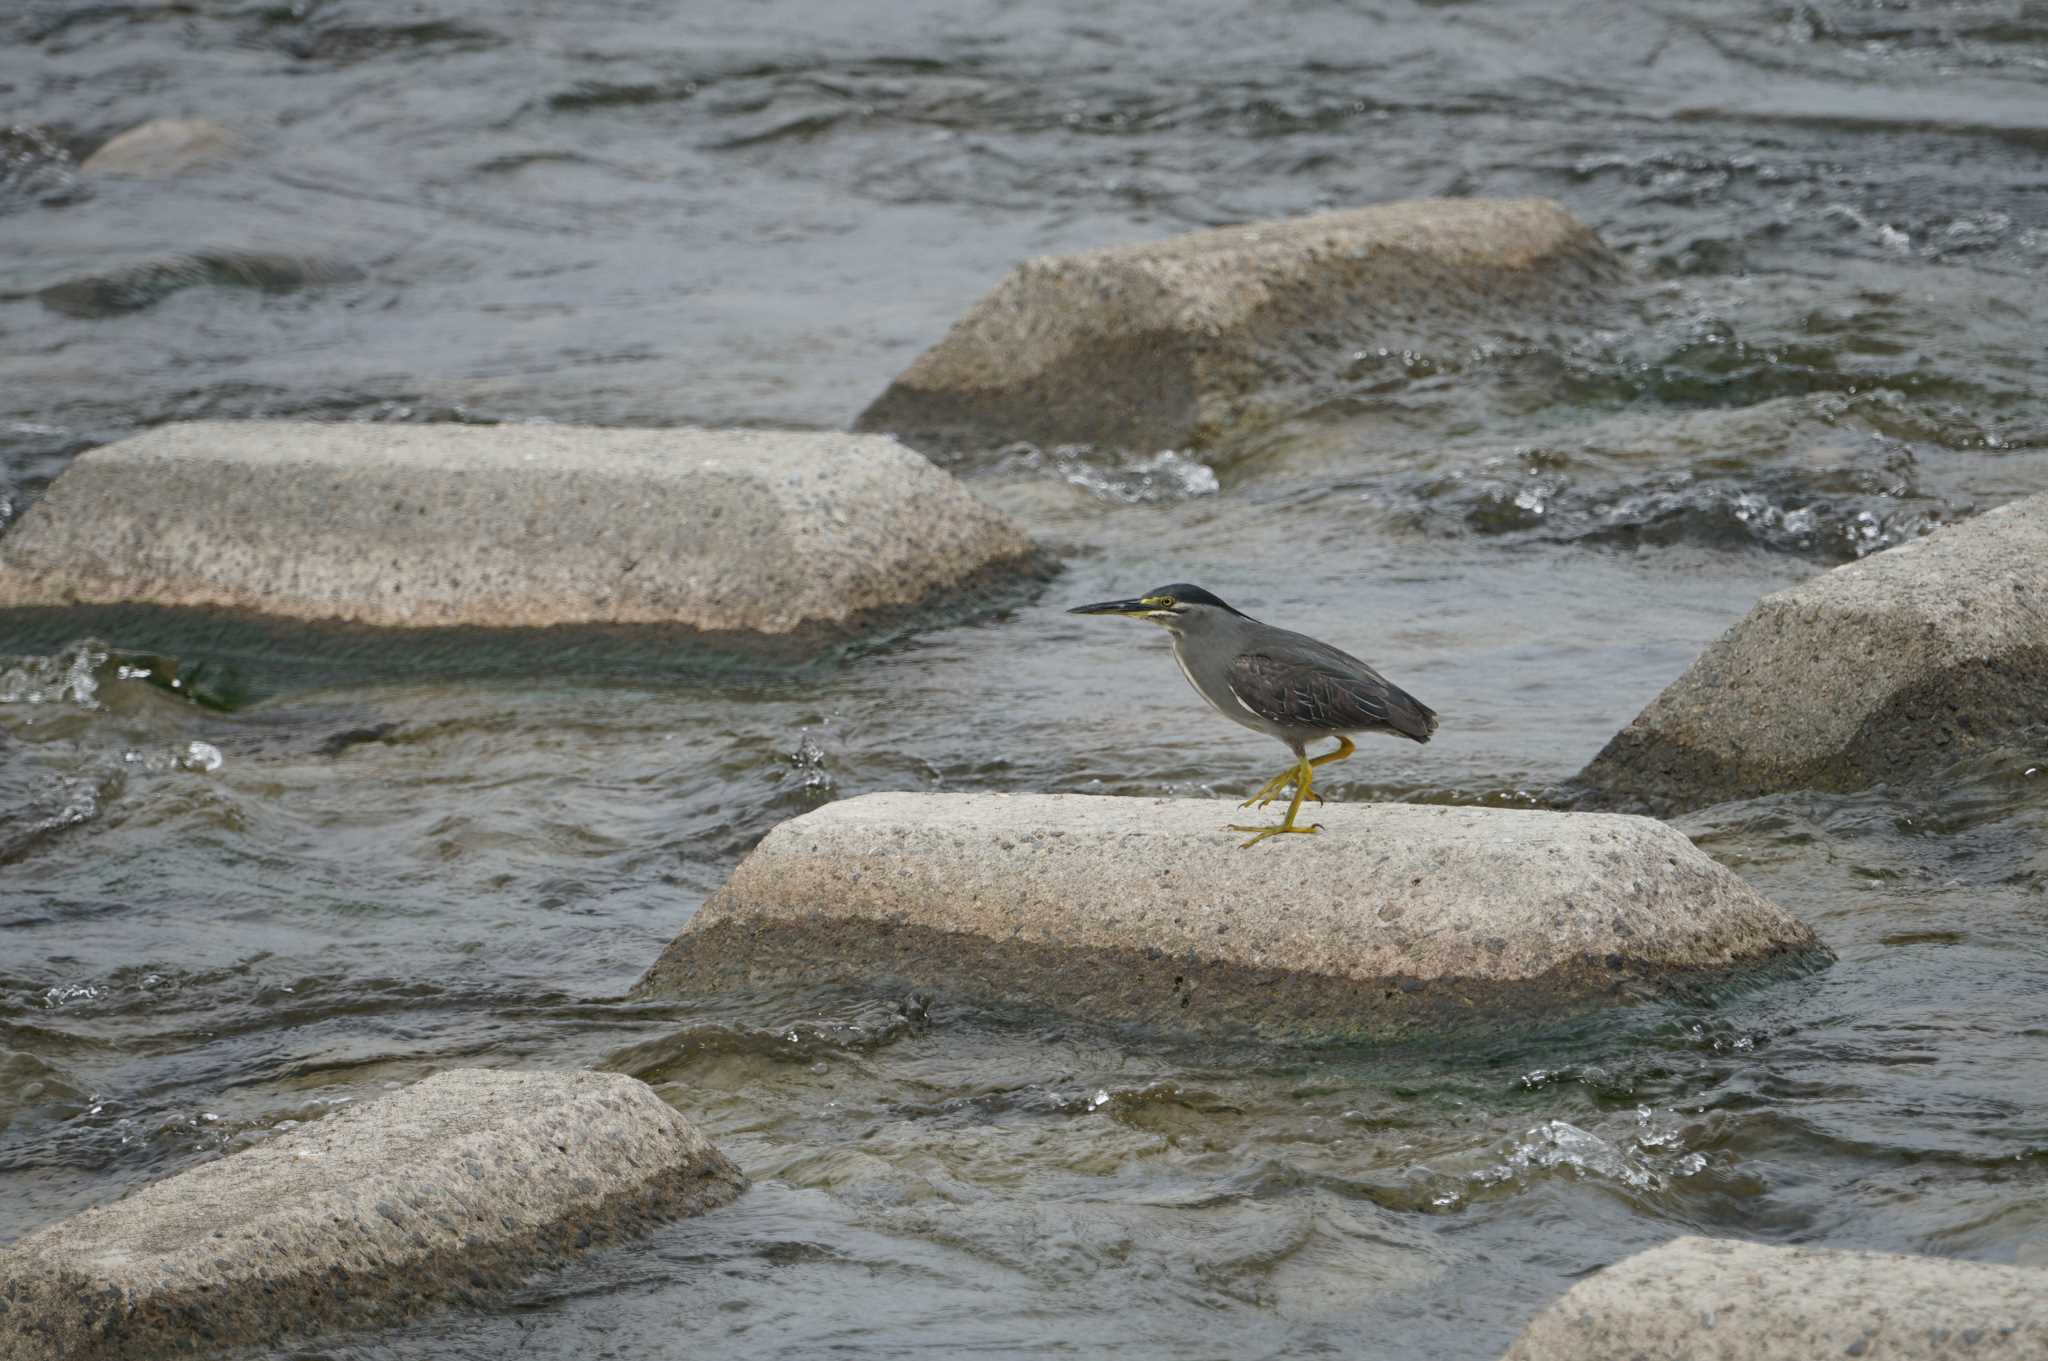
[1069,584,1437,847]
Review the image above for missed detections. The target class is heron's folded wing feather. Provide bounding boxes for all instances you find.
[1227,651,1436,741]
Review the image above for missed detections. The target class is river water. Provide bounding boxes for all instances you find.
[3,1,2046,1356]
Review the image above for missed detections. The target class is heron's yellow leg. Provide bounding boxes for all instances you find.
[1243,735,1353,809]
[1308,735,1356,770]
[1231,756,1324,848]
[1241,765,1299,809]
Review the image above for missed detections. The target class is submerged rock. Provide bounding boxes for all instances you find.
[37,252,362,317]
[1501,1236,2048,1361]
[0,421,1039,635]
[79,117,237,177]
[856,197,1619,454]
[634,792,1823,1039]
[1,124,86,212]
[0,1069,743,1360]
[1577,491,2048,811]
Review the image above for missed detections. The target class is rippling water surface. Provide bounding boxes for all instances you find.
[3,1,2047,1357]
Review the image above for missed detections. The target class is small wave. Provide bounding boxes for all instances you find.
[785,726,834,796]
[252,17,502,66]
[0,1049,87,1136]
[0,640,107,708]
[1396,460,1949,561]
[602,1000,930,1080]
[999,443,1221,504]
[0,123,85,214]
[38,252,365,319]
[1420,1108,1711,1212]
[0,762,121,869]
[1470,1112,1707,1194]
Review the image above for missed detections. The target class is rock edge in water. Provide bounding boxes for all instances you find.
[856,196,1620,454]
[1500,1235,2048,1361]
[1577,490,2048,812]
[0,1069,745,1361]
[0,421,1039,635]
[80,117,237,176]
[37,253,362,318]
[634,793,1825,1039]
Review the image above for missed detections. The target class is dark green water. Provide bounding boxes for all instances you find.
[3,1,2046,1357]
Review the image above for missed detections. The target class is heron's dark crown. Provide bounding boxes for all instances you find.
[1148,583,1248,616]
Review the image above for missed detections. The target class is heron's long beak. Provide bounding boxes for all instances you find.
[1068,597,1151,617]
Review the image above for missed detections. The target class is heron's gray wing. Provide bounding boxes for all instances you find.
[1227,650,1437,741]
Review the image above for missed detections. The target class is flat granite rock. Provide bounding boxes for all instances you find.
[1500,1236,2048,1361]
[856,197,1619,454]
[0,421,1038,635]
[1577,491,2048,812]
[634,793,1825,1039]
[0,1069,744,1361]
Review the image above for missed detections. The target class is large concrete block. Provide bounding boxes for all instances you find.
[634,793,1823,1038]
[856,197,1619,454]
[1501,1236,2048,1361]
[0,1069,743,1360]
[1578,492,2048,811]
[0,421,1037,633]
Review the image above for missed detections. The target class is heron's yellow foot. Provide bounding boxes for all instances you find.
[1242,768,1296,809]
[1230,756,1320,847]
[1241,767,1323,810]
[1230,821,1324,849]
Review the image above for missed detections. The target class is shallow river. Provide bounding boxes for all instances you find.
[3,1,2047,1357]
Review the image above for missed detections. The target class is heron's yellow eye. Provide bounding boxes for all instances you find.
[1140,595,1175,609]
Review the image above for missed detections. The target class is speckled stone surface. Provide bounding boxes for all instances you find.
[856,197,1619,452]
[0,1069,745,1361]
[634,793,1823,1038]
[1500,1236,2048,1361]
[0,421,1037,631]
[1577,492,2048,812]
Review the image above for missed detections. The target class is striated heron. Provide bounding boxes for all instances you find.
[1070,583,1438,847]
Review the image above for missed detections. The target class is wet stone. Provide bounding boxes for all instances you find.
[79,118,237,177]
[0,1069,744,1360]
[36,252,362,318]
[634,792,1825,1040]
[856,197,1620,454]
[0,421,1039,637]
[1576,490,2048,811]
[1500,1236,2048,1361]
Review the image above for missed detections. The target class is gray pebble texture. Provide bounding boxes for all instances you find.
[1578,492,2048,811]
[635,793,1824,1038]
[0,1069,744,1360]
[0,421,1036,632]
[1500,1236,2048,1361]
[857,197,1620,453]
